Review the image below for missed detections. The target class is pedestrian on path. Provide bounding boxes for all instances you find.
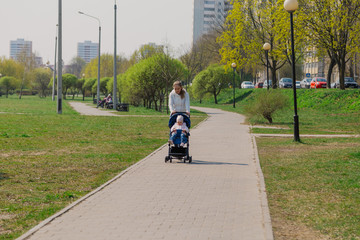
[169,81,190,116]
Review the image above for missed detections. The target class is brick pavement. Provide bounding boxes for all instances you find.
[18,106,273,240]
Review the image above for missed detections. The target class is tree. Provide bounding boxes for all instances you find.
[218,0,307,88]
[119,53,187,111]
[192,64,232,104]
[82,54,129,79]
[15,49,37,99]
[0,76,20,98]
[84,78,96,99]
[76,77,86,101]
[33,68,51,97]
[0,57,24,80]
[92,77,111,97]
[66,57,86,78]
[301,0,360,89]
[62,74,77,99]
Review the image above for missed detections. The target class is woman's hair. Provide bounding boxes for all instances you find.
[173,81,185,99]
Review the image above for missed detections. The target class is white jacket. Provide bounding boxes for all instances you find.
[169,89,190,113]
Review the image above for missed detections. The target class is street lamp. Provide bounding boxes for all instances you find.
[78,11,101,106]
[113,0,118,109]
[57,0,63,114]
[263,43,271,90]
[284,0,300,142]
[53,24,58,101]
[231,62,236,108]
[82,73,85,101]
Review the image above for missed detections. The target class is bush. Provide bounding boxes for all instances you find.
[245,90,289,123]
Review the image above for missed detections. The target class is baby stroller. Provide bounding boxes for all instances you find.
[165,113,192,163]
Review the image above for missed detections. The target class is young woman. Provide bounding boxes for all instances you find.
[168,81,190,116]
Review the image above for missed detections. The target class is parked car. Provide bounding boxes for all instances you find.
[263,80,272,88]
[300,78,312,89]
[279,78,293,88]
[310,77,327,89]
[334,77,359,88]
[296,81,301,89]
[241,81,255,89]
[255,82,263,88]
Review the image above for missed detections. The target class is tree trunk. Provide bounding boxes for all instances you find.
[339,56,346,90]
[327,57,336,88]
[271,60,277,89]
[214,90,218,104]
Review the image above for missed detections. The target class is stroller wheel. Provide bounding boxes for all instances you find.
[165,156,169,163]
[189,156,192,163]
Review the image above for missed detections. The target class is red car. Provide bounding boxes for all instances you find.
[255,82,263,88]
[310,77,327,89]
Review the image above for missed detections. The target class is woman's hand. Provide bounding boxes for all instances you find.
[186,111,190,116]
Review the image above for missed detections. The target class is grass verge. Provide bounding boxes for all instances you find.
[257,137,360,240]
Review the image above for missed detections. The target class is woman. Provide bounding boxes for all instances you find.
[169,81,190,116]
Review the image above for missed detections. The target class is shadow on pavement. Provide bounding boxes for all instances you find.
[190,160,248,166]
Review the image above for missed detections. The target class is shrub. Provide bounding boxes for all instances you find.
[245,90,289,123]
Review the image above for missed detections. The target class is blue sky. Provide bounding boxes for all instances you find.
[0,0,194,64]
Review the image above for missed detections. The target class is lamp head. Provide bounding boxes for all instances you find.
[263,43,271,51]
[231,62,236,68]
[78,11,84,15]
[284,0,298,12]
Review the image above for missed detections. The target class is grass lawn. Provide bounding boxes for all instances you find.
[0,95,206,239]
[257,137,360,240]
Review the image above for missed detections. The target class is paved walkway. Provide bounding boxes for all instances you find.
[18,105,273,240]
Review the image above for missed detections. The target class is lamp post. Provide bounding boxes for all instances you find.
[284,0,300,142]
[82,73,85,101]
[53,24,58,101]
[113,0,118,109]
[57,0,62,114]
[231,62,236,108]
[78,11,101,106]
[263,43,271,90]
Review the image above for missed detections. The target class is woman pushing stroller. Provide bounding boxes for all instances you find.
[166,81,192,162]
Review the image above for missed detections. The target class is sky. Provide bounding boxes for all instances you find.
[0,0,194,65]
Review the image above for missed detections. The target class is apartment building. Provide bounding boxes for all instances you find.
[77,41,98,63]
[193,0,231,44]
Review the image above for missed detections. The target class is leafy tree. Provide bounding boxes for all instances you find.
[82,54,129,79]
[301,0,360,89]
[0,76,20,98]
[76,77,86,101]
[0,57,24,80]
[192,64,233,104]
[15,49,37,99]
[218,0,307,88]
[33,68,51,98]
[62,74,77,99]
[84,78,96,99]
[92,77,111,96]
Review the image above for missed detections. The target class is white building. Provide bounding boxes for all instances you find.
[193,0,231,44]
[77,41,98,63]
[10,38,32,60]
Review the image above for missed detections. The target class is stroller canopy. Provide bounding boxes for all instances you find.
[168,113,191,129]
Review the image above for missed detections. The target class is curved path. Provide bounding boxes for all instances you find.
[19,106,273,240]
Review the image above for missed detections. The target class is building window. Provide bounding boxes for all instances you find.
[204,8,215,11]
[205,1,215,4]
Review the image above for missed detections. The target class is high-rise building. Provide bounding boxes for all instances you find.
[10,38,32,60]
[77,41,98,63]
[193,0,231,44]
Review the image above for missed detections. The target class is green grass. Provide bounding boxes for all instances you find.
[0,95,206,239]
[191,88,360,135]
[257,137,360,239]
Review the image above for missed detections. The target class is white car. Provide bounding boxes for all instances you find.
[241,81,255,89]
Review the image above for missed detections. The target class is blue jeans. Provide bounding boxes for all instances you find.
[170,130,188,145]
